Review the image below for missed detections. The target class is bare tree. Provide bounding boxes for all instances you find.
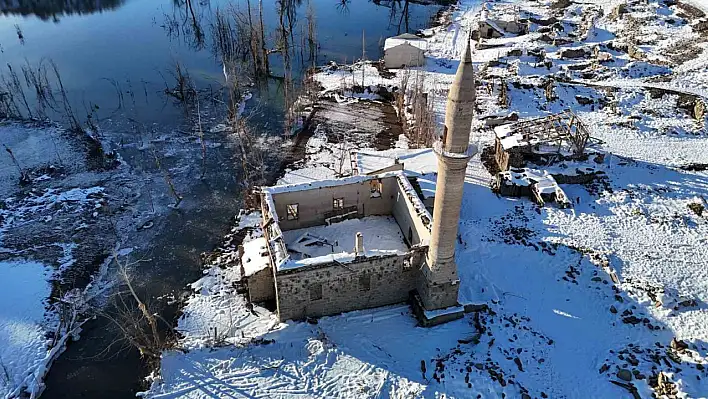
[100,254,173,360]
[2,144,30,184]
[334,132,350,177]
[152,149,183,208]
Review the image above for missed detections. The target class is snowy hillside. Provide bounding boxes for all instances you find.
[142,0,708,398]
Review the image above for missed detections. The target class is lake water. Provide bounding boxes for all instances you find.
[0,0,442,130]
[0,0,445,397]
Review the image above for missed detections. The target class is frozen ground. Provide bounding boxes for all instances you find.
[0,103,241,394]
[0,261,51,397]
[144,0,708,398]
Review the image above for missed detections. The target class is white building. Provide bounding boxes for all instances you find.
[383,33,427,68]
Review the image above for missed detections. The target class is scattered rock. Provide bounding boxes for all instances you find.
[514,357,524,372]
[138,220,154,230]
[670,338,689,352]
[611,3,628,20]
[617,368,633,382]
[687,202,705,217]
[560,48,588,59]
[551,0,571,9]
[508,49,523,57]
[623,316,642,325]
[680,163,708,171]
[575,95,595,105]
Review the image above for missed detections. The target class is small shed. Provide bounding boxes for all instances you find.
[478,20,506,39]
[477,18,529,39]
[384,33,427,68]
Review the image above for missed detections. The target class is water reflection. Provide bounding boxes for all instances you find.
[0,0,440,132]
[162,0,209,50]
[0,0,125,21]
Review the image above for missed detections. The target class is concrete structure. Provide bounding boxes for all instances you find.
[243,38,479,326]
[384,33,427,68]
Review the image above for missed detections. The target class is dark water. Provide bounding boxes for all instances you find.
[0,0,443,397]
[0,0,441,129]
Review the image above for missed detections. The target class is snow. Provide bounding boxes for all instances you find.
[0,261,51,398]
[178,264,281,350]
[354,148,439,175]
[144,0,708,397]
[499,168,560,194]
[0,122,83,198]
[384,34,428,51]
[278,248,408,271]
[145,305,490,399]
[263,171,400,195]
[282,216,409,259]
[241,237,270,277]
[416,173,438,200]
[422,305,465,319]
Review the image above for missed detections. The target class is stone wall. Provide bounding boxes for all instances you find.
[391,179,431,246]
[275,248,426,321]
[269,175,398,231]
[417,263,459,311]
[494,137,526,171]
[247,267,275,303]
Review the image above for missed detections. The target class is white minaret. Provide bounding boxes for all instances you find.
[419,38,478,311]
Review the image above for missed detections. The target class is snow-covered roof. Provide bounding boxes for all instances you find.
[493,114,583,156]
[384,34,428,51]
[498,168,558,194]
[495,123,525,150]
[480,18,507,36]
[241,237,270,277]
[280,216,410,272]
[353,148,438,176]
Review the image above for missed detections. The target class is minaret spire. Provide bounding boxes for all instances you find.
[443,39,476,154]
[418,37,478,312]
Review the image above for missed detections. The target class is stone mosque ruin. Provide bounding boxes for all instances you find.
[242,40,479,326]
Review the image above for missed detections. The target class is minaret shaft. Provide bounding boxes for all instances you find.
[419,38,477,311]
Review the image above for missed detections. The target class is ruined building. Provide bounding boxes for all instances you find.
[242,40,478,326]
[489,111,603,207]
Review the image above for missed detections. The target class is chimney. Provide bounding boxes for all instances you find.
[354,232,364,256]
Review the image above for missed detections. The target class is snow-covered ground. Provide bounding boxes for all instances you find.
[143,0,708,397]
[283,216,408,258]
[0,261,52,397]
[0,117,214,395]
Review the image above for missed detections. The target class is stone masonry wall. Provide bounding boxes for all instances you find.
[270,175,398,231]
[247,267,275,303]
[275,248,426,321]
[392,179,431,246]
